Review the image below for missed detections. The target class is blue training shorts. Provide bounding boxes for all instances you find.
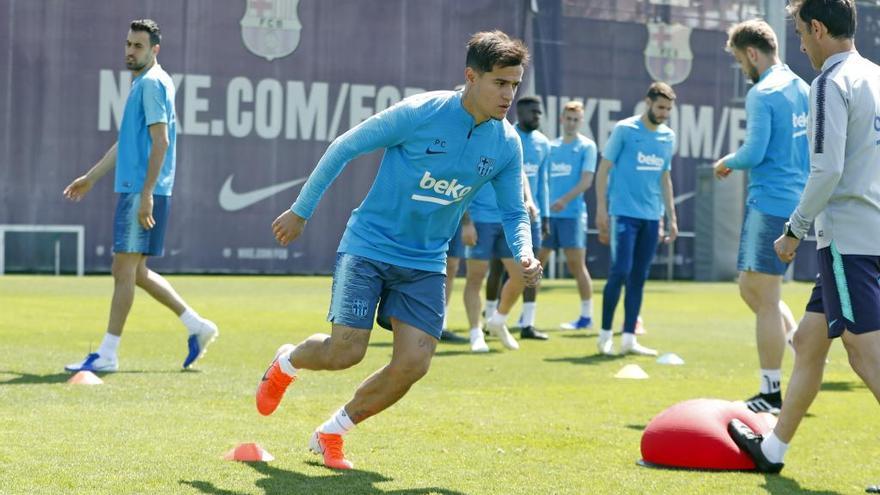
[805,244,880,337]
[113,192,170,256]
[737,206,788,276]
[467,222,512,260]
[530,218,542,252]
[543,216,586,250]
[327,253,445,340]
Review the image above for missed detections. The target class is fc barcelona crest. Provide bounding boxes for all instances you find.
[241,0,302,61]
[477,156,495,177]
[644,22,693,85]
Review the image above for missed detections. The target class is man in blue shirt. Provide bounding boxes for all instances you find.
[63,19,218,374]
[713,19,809,415]
[256,31,542,470]
[595,82,679,356]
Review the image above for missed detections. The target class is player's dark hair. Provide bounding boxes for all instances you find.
[646,82,676,101]
[130,19,161,46]
[516,95,542,107]
[727,19,778,55]
[466,31,529,73]
[787,0,856,39]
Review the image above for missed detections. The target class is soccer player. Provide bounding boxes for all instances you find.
[713,19,809,414]
[63,20,217,373]
[729,1,880,479]
[479,96,551,343]
[544,101,597,332]
[259,31,541,470]
[595,82,678,356]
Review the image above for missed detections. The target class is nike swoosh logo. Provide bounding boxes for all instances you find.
[219,175,308,212]
[425,147,447,155]
[829,319,838,328]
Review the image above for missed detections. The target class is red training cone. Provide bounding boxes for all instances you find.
[67,371,104,385]
[223,443,274,462]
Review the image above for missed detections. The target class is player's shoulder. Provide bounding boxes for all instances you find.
[396,90,457,114]
[576,133,597,149]
[142,64,173,87]
[615,115,642,132]
[531,129,551,146]
[499,119,523,152]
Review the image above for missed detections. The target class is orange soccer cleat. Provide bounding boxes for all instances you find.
[309,431,354,470]
[255,344,297,416]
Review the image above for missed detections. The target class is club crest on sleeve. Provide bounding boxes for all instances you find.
[477,156,495,177]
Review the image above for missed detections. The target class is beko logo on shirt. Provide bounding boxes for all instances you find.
[636,151,664,170]
[792,112,808,138]
[411,171,473,205]
[550,162,573,177]
[523,162,539,176]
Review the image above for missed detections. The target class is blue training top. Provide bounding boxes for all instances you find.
[517,125,551,217]
[548,134,597,219]
[291,91,532,273]
[116,64,177,196]
[603,116,675,221]
[723,64,810,218]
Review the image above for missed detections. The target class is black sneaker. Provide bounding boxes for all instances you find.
[520,326,549,340]
[744,391,782,415]
[727,419,784,473]
[867,485,880,493]
[440,330,469,343]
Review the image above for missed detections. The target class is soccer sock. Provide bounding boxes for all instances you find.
[277,347,297,377]
[760,431,788,464]
[179,308,203,335]
[580,299,593,318]
[97,333,121,358]
[484,299,498,318]
[469,328,483,341]
[489,311,507,327]
[521,303,537,327]
[760,369,782,394]
[318,407,356,436]
[621,332,635,348]
[442,312,448,331]
[599,329,613,340]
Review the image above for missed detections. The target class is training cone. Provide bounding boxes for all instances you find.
[67,371,103,385]
[615,364,649,379]
[223,443,274,462]
[656,353,685,365]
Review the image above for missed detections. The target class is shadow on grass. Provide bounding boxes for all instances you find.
[0,369,194,385]
[761,475,843,495]
[180,460,466,495]
[543,354,625,366]
[625,424,646,431]
[434,349,501,357]
[559,333,594,339]
[819,380,866,392]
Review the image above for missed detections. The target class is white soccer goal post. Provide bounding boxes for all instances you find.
[0,224,85,276]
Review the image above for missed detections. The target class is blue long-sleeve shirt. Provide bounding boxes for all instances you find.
[291,91,532,273]
[723,64,810,218]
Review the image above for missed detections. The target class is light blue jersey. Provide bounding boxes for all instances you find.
[116,64,177,196]
[723,64,810,218]
[603,116,675,221]
[548,134,597,218]
[468,182,503,223]
[292,91,531,273]
[517,126,551,216]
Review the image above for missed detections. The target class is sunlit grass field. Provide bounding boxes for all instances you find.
[0,275,877,494]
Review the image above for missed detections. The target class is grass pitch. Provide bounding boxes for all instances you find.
[0,275,877,494]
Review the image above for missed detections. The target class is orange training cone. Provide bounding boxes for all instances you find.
[67,371,104,385]
[223,443,274,462]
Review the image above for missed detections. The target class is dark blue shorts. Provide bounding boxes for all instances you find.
[530,218,542,252]
[468,222,513,260]
[543,216,586,250]
[805,244,880,337]
[113,193,170,256]
[447,223,466,259]
[737,206,788,276]
[327,253,445,340]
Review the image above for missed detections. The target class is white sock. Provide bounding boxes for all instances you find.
[760,431,788,464]
[580,299,593,318]
[318,407,356,436]
[97,333,121,358]
[442,311,448,331]
[179,308,203,335]
[599,329,613,340]
[277,348,297,377]
[469,328,483,341]
[484,299,498,317]
[760,369,782,394]
[622,332,636,348]
[489,311,507,326]
[521,302,537,326]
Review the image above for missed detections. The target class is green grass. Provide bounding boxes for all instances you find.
[0,275,876,494]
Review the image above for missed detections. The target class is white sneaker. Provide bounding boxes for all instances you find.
[470,334,489,353]
[487,320,519,350]
[785,327,797,355]
[597,334,614,355]
[65,352,118,372]
[621,340,658,356]
[183,319,219,369]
